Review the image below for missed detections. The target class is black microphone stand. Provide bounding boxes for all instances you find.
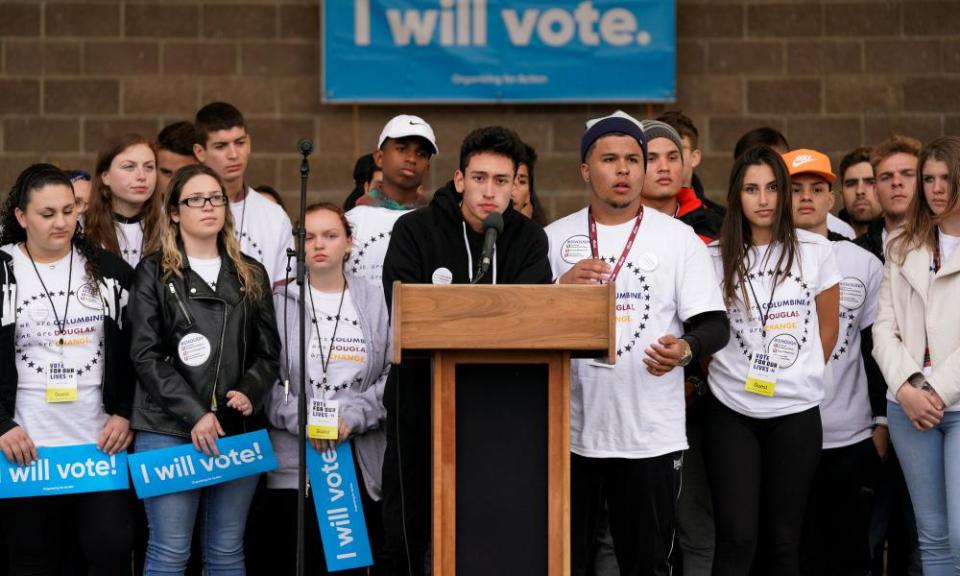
[295,138,313,576]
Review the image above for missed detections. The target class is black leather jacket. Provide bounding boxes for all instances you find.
[129,250,281,438]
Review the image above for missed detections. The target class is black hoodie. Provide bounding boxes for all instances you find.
[381,181,553,309]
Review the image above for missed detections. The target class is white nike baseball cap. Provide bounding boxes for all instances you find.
[378,114,438,155]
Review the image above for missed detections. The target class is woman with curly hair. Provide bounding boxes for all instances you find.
[0,163,137,575]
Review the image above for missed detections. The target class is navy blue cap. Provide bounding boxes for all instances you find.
[581,111,647,165]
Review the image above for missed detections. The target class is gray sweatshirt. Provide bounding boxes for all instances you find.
[266,276,391,500]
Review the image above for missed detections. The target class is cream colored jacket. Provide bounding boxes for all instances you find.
[873,240,960,406]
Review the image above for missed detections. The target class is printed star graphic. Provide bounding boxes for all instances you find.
[35,367,42,374]
[833,354,840,360]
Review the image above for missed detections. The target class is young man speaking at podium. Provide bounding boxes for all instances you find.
[545,111,729,576]
[379,126,553,575]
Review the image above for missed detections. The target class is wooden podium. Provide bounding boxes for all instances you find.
[391,283,615,576]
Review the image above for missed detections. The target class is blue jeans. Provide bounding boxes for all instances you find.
[888,401,960,576]
[135,431,260,576]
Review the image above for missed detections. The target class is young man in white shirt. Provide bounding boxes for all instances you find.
[193,102,293,286]
[346,114,436,288]
[546,111,729,576]
[784,148,886,576]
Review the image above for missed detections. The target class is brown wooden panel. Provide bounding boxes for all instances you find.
[393,283,614,358]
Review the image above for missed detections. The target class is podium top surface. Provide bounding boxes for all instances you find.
[391,282,615,362]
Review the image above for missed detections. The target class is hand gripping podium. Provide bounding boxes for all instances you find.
[391,282,615,576]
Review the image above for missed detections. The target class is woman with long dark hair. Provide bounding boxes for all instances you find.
[128,163,280,575]
[0,164,136,575]
[84,133,163,268]
[874,136,960,575]
[705,146,840,576]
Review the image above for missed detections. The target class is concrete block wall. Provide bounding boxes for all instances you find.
[1,0,959,222]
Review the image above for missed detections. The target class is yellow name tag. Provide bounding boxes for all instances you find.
[307,398,339,440]
[46,362,77,403]
[744,351,778,397]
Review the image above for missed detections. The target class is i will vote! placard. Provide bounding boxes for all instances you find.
[307,441,373,572]
[129,430,278,499]
[0,444,129,498]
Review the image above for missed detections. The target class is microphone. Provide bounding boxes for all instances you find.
[477,212,503,281]
[297,139,314,157]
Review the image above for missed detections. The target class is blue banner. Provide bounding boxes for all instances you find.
[128,430,278,499]
[0,444,129,498]
[323,0,675,102]
[308,442,373,572]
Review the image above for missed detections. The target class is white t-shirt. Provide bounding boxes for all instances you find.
[708,229,842,419]
[188,256,222,291]
[230,187,293,286]
[306,287,368,398]
[546,208,725,458]
[820,240,882,449]
[345,205,412,288]
[2,244,108,447]
[828,213,855,240]
[115,220,145,268]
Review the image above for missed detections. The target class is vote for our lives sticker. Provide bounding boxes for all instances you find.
[76,282,104,310]
[745,350,778,397]
[561,235,591,264]
[177,333,211,367]
[840,277,866,310]
[308,399,340,440]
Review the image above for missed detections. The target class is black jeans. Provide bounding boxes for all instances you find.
[571,451,683,576]
[801,437,881,576]
[704,398,822,576]
[0,489,134,576]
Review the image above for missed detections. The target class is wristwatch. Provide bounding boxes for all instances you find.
[678,338,693,368]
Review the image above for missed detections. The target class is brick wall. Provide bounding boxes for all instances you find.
[1,0,959,222]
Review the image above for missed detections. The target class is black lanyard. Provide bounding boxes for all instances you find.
[25,244,74,347]
[745,265,779,339]
[306,277,346,391]
[934,229,942,273]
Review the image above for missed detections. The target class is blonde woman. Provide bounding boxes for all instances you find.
[128,163,280,575]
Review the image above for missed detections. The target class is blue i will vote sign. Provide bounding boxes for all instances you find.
[128,430,278,499]
[0,444,129,498]
[308,441,373,572]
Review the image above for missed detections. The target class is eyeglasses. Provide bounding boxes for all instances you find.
[179,194,227,208]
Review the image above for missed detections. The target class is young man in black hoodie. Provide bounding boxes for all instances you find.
[380,126,553,576]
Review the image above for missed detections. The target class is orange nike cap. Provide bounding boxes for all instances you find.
[782,149,836,184]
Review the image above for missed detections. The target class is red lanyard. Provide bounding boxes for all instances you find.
[588,206,644,284]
